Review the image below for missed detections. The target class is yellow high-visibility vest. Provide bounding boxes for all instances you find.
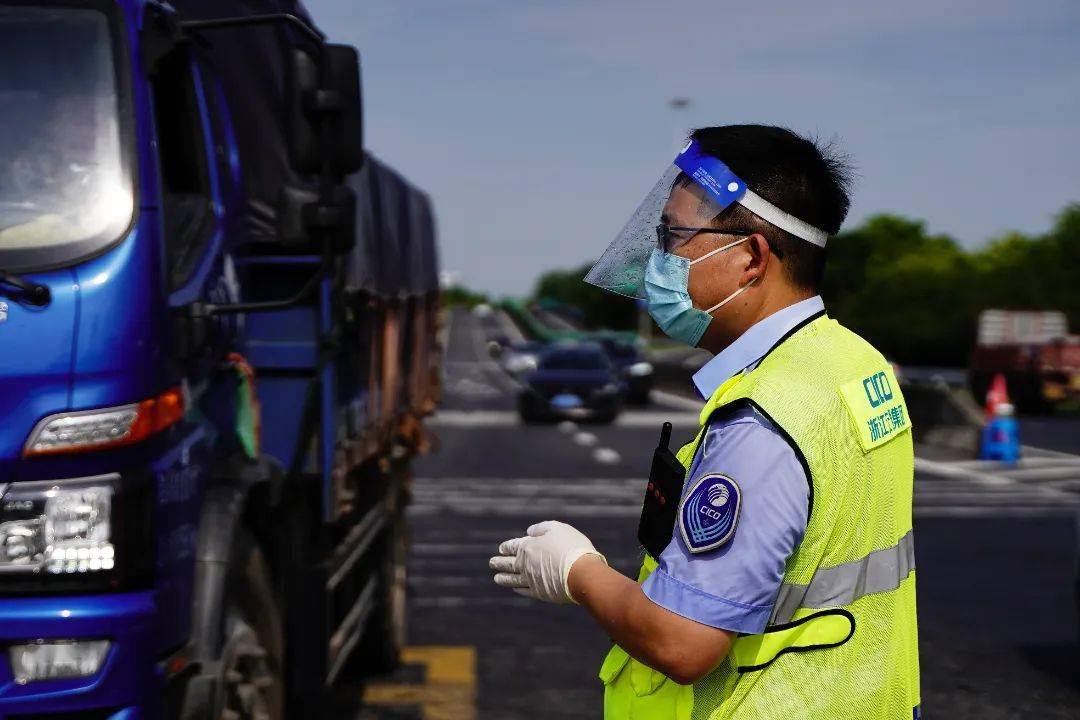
[601,314,920,719]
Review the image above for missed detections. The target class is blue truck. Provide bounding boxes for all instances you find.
[0,1,441,717]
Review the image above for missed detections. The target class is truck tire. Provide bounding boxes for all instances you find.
[358,513,409,674]
[218,538,284,720]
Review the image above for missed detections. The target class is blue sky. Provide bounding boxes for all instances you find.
[307,0,1080,295]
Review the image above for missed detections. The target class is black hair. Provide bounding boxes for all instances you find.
[689,125,853,291]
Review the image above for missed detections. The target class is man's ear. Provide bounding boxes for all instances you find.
[741,234,771,284]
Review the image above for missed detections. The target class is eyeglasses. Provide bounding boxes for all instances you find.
[655,224,755,253]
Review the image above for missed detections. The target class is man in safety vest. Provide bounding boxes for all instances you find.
[490,125,920,719]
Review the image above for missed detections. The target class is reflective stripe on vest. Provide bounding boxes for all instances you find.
[769,529,915,625]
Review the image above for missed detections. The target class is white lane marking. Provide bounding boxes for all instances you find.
[621,410,699,426]
[573,432,598,447]
[916,458,1080,500]
[995,465,1080,482]
[914,456,1018,486]
[650,389,704,412]
[949,456,1080,470]
[429,410,520,427]
[557,420,577,433]
[427,410,698,428]
[593,447,622,465]
[1021,444,1080,459]
[444,376,502,399]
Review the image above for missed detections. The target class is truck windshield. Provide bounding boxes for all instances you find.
[0,4,132,271]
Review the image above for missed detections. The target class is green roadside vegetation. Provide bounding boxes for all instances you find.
[529,204,1080,366]
[441,284,490,308]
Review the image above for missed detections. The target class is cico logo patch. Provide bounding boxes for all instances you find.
[840,365,910,452]
[679,474,741,554]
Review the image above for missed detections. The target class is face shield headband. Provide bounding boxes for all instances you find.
[584,139,830,299]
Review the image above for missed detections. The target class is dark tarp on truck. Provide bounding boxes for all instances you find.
[405,181,438,295]
[346,154,437,298]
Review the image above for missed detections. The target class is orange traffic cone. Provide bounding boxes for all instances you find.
[984,372,1010,420]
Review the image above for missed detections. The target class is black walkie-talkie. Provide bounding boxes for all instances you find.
[637,422,687,559]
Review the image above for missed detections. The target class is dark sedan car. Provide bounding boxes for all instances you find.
[518,342,622,423]
[596,337,654,405]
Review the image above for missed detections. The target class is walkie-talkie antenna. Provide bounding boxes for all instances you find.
[659,422,672,449]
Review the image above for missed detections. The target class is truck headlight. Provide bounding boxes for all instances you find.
[9,639,111,684]
[627,362,654,377]
[0,477,116,575]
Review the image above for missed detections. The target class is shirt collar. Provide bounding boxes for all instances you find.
[692,296,825,398]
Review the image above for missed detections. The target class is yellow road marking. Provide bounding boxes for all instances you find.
[364,646,476,720]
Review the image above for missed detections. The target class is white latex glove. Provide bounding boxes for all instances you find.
[489,520,607,604]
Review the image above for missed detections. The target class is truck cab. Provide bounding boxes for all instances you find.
[0,2,440,717]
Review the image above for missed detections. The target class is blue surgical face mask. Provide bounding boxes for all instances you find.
[644,236,756,347]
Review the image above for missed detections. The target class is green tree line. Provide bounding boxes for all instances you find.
[533,203,1080,366]
[441,284,490,308]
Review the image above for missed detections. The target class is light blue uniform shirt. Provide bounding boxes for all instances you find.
[641,296,824,633]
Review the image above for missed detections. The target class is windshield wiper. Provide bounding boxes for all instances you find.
[0,270,51,307]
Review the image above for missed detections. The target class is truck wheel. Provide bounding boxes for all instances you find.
[219,540,284,720]
[359,514,409,674]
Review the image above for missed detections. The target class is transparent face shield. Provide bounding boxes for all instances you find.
[584,139,829,299]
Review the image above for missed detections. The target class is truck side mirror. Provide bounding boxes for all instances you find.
[285,44,364,176]
[278,185,357,254]
[321,44,363,175]
[285,49,320,175]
